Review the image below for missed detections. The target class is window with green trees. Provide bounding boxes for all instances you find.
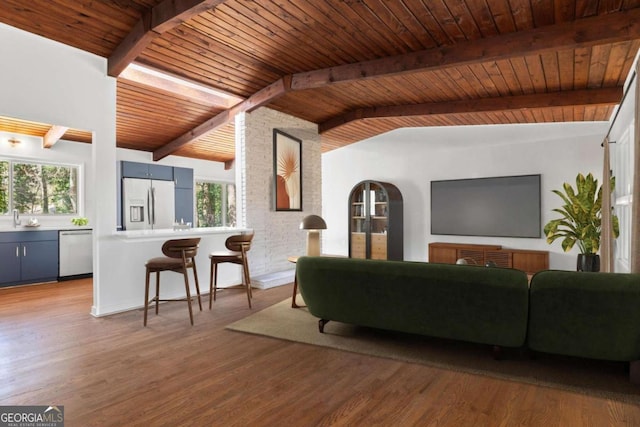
[0,159,78,215]
[0,161,8,214]
[196,181,235,227]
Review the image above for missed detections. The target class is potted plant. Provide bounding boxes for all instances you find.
[543,173,619,272]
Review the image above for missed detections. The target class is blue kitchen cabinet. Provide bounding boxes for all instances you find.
[0,231,59,287]
[174,167,194,226]
[0,242,21,284]
[21,240,59,282]
[173,167,193,189]
[121,161,174,181]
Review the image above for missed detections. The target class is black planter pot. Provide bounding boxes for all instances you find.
[577,254,600,272]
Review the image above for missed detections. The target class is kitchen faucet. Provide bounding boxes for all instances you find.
[13,209,21,228]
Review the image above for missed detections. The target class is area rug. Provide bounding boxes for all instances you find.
[227,298,640,404]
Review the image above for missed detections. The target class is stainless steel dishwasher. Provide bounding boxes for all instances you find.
[59,229,93,279]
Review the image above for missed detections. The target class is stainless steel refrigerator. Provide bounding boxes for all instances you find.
[123,178,175,230]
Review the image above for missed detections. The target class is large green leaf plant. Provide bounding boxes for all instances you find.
[544,173,619,254]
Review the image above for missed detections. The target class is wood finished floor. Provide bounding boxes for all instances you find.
[1,279,639,426]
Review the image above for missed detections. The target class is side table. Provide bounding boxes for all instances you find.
[287,256,302,308]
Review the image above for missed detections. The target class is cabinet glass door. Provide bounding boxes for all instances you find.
[350,183,366,233]
[350,183,366,258]
[369,183,388,259]
[369,182,388,234]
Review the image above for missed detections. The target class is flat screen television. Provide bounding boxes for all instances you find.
[430,174,541,238]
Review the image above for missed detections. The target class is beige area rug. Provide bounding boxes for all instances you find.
[227,298,640,404]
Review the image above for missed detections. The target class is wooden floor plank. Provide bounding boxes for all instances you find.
[1,279,639,426]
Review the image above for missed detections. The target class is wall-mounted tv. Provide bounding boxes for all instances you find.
[431,174,541,238]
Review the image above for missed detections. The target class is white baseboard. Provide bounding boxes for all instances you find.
[252,269,295,289]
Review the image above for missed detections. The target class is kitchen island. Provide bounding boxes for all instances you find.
[92,227,251,316]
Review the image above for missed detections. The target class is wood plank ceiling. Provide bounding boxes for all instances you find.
[1,0,639,163]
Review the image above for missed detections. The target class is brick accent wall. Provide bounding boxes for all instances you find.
[236,108,321,278]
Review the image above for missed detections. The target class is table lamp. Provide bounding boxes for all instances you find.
[300,214,327,256]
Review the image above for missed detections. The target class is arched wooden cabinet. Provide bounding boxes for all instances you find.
[348,180,403,260]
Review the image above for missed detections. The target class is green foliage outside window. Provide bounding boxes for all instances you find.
[0,161,8,214]
[1,159,78,215]
[196,181,235,227]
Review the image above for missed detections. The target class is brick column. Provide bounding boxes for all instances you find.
[235,108,322,286]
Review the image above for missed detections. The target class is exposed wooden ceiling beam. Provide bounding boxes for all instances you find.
[319,87,623,133]
[153,9,639,161]
[153,76,292,161]
[291,9,640,90]
[43,125,70,148]
[108,0,226,77]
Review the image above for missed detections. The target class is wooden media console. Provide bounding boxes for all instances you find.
[428,242,549,274]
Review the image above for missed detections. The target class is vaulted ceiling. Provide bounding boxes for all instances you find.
[2,0,639,164]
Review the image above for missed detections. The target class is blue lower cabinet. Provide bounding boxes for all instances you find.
[0,232,59,287]
[0,242,21,284]
[21,240,59,282]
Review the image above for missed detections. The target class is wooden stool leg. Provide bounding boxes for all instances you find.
[209,260,214,309]
[183,270,194,326]
[243,261,252,308]
[155,271,160,314]
[291,274,299,308]
[144,268,151,326]
[213,263,219,302]
[191,258,202,311]
[246,264,253,300]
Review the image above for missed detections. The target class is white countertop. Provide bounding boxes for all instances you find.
[114,227,250,239]
[0,225,92,232]
[0,225,248,239]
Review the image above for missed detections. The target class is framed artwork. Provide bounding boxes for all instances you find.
[273,129,302,211]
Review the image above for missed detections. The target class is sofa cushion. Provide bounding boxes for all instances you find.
[528,270,640,361]
[296,257,529,348]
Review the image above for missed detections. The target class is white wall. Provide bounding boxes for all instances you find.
[322,122,608,271]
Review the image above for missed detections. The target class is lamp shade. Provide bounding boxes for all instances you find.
[300,214,327,230]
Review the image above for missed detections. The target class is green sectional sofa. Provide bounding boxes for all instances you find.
[528,270,640,379]
[295,256,530,349]
[296,257,640,382]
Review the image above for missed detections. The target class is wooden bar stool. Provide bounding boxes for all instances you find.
[209,233,254,309]
[144,237,202,326]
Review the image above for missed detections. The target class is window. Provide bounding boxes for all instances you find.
[612,124,634,272]
[0,161,8,214]
[0,159,79,215]
[195,181,236,227]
